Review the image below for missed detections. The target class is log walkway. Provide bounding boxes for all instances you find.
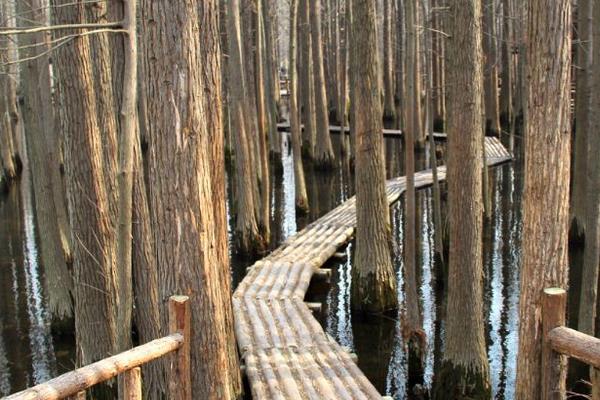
[233,137,512,399]
[276,122,447,139]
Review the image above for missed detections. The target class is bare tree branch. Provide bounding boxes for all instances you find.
[0,21,121,35]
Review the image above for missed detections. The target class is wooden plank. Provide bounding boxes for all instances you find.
[168,296,191,400]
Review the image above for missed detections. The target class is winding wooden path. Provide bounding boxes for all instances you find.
[276,122,447,139]
[233,137,512,399]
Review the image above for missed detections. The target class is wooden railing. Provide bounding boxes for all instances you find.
[5,296,191,400]
[542,288,600,399]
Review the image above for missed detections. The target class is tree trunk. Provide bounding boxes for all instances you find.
[289,0,310,214]
[264,0,282,161]
[515,0,571,398]
[141,0,241,396]
[570,0,592,242]
[351,0,397,313]
[499,0,513,123]
[299,0,317,158]
[225,0,265,256]
[255,0,272,243]
[405,0,424,148]
[482,0,501,135]
[311,0,336,168]
[578,0,599,392]
[19,0,73,325]
[383,0,396,120]
[432,0,491,397]
[199,1,243,397]
[0,14,16,183]
[54,0,117,364]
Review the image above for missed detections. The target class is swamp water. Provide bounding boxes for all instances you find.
[0,133,587,399]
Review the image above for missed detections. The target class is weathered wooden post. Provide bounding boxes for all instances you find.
[122,367,142,400]
[542,287,567,400]
[169,295,191,400]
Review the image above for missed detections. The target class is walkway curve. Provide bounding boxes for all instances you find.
[233,137,512,399]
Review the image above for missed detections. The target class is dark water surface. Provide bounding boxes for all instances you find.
[0,132,585,398]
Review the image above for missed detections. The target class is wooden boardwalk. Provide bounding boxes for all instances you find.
[233,137,512,399]
[276,122,447,140]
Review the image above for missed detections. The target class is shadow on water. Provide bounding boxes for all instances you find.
[1,130,589,399]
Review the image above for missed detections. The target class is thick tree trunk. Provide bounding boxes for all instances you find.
[199,2,243,397]
[351,0,397,313]
[225,0,265,256]
[19,0,73,325]
[570,0,592,242]
[289,0,310,214]
[311,0,336,168]
[432,0,491,397]
[54,0,117,364]
[141,0,241,396]
[383,0,396,119]
[0,23,16,183]
[515,0,571,398]
[482,0,501,135]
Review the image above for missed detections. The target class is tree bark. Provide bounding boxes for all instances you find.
[300,0,317,158]
[578,0,599,392]
[140,0,241,396]
[225,0,264,256]
[289,0,310,214]
[311,0,336,168]
[383,0,396,120]
[515,0,571,398]
[482,0,501,135]
[570,0,592,242]
[405,0,424,148]
[19,0,73,325]
[54,0,117,364]
[351,0,397,313]
[432,0,491,397]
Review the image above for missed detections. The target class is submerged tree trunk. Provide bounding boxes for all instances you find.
[19,0,73,325]
[311,0,336,168]
[289,0,310,214]
[515,0,571,397]
[432,0,491,397]
[225,0,264,256]
[141,0,242,396]
[54,0,117,363]
[351,0,397,313]
[570,0,592,242]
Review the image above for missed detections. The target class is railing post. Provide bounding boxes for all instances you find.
[169,295,191,400]
[65,391,85,400]
[122,367,142,400]
[542,287,567,400]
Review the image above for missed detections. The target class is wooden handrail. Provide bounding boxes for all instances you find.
[548,326,600,369]
[6,295,191,400]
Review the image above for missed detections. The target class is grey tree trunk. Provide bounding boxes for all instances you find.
[570,0,592,241]
[482,0,501,135]
[311,0,336,168]
[383,0,396,119]
[351,0,397,313]
[19,0,73,325]
[289,0,310,214]
[432,0,491,397]
[300,0,317,158]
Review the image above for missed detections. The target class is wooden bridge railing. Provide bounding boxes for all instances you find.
[6,296,191,400]
[542,288,600,399]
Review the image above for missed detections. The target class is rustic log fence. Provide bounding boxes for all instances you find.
[542,288,600,399]
[5,296,190,400]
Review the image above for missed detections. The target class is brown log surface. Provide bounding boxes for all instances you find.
[549,326,600,369]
